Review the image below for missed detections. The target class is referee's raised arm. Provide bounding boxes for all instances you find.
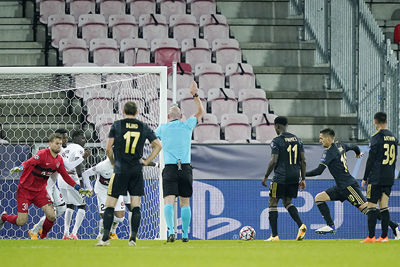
[190,81,204,121]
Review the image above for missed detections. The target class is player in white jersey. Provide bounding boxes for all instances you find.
[82,158,130,240]
[58,130,91,240]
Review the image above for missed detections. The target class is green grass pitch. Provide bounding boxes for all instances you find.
[0,239,398,267]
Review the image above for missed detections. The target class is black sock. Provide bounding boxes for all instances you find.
[286,204,303,228]
[130,207,141,241]
[269,208,278,237]
[376,210,397,231]
[367,208,379,238]
[102,207,114,242]
[380,208,390,238]
[316,201,334,227]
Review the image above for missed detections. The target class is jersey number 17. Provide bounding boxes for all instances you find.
[124,131,141,154]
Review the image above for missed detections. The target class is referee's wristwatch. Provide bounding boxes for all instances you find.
[192,93,199,98]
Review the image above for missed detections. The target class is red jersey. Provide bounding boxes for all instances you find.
[19,148,77,192]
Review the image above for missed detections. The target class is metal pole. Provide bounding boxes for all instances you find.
[172,62,177,104]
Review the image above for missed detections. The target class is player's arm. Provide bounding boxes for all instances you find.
[63,155,84,171]
[58,162,92,196]
[344,143,363,158]
[190,81,204,121]
[305,164,326,177]
[106,137,115,166]
[362,137,378,188]
[299,151,306,190]
[82,167,97,182]
[142,139,162,166]
[262,154,278,187]
[10,150,43,173]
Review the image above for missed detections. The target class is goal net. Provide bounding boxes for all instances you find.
[0,66,168,240]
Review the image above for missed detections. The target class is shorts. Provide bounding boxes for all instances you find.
[60,188,86,206]
[46,183,65,207]
[162,164,193,198]
[269,182,299,199]
[94,181,128,213]
[17,186,52,213]
[108,166,144,198]
[366,184,392,204]
[325,183,366,208]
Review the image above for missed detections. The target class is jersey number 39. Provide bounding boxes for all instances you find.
[382,144,396,165]
[124,131,141,154]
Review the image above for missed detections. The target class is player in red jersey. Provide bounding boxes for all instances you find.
[0,133,91,239]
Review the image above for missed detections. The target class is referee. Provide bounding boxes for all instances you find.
[155,81,204,242]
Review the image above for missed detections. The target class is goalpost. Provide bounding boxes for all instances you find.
[0,66,168,240]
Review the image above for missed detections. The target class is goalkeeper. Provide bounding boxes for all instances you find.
[0,133,91,239]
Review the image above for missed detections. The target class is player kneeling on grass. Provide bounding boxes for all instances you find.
[0,133,91,239]
[261,116,307,242]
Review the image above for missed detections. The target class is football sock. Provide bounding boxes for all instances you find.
[102,207,114,242]
[286,204,303,228]
[269,208,278,237]
[130,207,141,241]
[181,206,191,239]
[164,204,175,236]
[128,211,132,235]
[2,214,17,225]
[316,201,334,227]
[64,208,73,235]
[32,216,46,234]
[111,216,123,234]
[380,208,390,238]
[98,218,104,235]
[376,211,397,231]
[40,217,54,239]
[72,208,85,235]
[367,208,379,238]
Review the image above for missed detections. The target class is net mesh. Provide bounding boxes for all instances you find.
[0,70,162,239]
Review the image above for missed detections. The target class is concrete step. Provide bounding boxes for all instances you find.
[0,25,34,42]
[217,0,289,19]
[254,66,329,91]
[228,18,303,43]
[367,1,400,20]
[0,49,45,66]
[241,42,316,67]
[0,1,23,18]
[0,41,43,49]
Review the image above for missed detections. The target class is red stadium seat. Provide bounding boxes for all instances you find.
[109,15,138,46]
[99,0,126,22]
[238,89,269,121]
[139,14,168,44]
[160,0,186,22]
[48,14,77,48]
[121,38,150,65]
[252,113,278,143]
[394,24,400,45]
[221,113,251,142]
[225,63,256,94]
[151,38,181,66]
[59,38,88,66]
[39,0,65,24]
[73,63,100,98]
[181,38,211,69]
[200,14,229,46]
[69,0,95,22]
[195,63,224,94]
[90,38,119,66]
[127,0,156,21]
[208,88,237,122]
[78,14,108,45]
[177,88,206,119]
[193,113,220,142]
[187,0,216,22]
[212,38,242,71]
[170,15,199,47]
[167,63,194,90]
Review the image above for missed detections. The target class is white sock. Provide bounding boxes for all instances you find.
[32,216,46,234]
[99,218,104,235]
[64,208,74,236]
[128,211,132,235]
[111,216,124,234]
[72,209,85,235]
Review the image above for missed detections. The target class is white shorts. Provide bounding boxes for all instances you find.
[47,184,64,207]
[60,188,86,206]
[94,181,129,214]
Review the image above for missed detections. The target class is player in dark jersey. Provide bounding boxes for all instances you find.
[262,116,307,241]
[0,133,91,239]
[96,101,162,246]
[361,112,398,243]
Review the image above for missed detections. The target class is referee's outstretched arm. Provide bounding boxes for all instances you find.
[190,81,204,121]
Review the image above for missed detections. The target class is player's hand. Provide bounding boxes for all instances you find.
[356,153,364,158]
[141,158,159,167]
[261,177,268,187]
[299,180,306,191]
[10,165,24,174]
[189,81,198,96]
[83,149,91,159]
[79,188,93,197]
[361,180,367,189]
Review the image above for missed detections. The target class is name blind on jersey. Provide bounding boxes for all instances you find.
[126,123,138,129]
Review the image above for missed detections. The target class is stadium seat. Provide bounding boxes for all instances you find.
[99,0,126,22]
[59,38,88,66]
[39,0,65,24]
[109,15,138,46]
[200,14,229,46]
[394,24,400,45]
[127,0,156,21]
[193,113,220,142]
[48,14,77,48]
[195,63,225,94]
[181,38,211,69]
[139,14,168,44]
[134,63,161,94]
[117,87,146,116]
[238,89,269,121]
[177,88,206,119]
[73,63,101,98]
[95,114,116,142]
[104,71,133,98]
[167,62,193,90]
[221,113,251,142]
[121,38,150,65]
[69,0,96,22]
[225,63,256,93]
[78,14,108,45]
[252,113,278,143]
[90,38,119,66]
[212,39,242,71]
[208,88,237,122]
[187,0,216,22]
[170,15,199,47]
[151,38,180,66]
[83,88,114,123]
[160,0,186,22]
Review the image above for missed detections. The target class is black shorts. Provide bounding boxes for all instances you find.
[269,182,299,199]
[366,184,392,204]
[108,166,144,198]
[325,183,366,208]
[162,164,193,198]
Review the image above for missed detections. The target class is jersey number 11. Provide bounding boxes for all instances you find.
[287,144,298,165]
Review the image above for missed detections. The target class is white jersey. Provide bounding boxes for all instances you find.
[58,143,85,189]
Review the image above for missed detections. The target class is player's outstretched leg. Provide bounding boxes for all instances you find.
[29,216,46,240]
[315,192,335,234]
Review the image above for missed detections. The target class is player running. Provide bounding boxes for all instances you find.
[0,133,91,239]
